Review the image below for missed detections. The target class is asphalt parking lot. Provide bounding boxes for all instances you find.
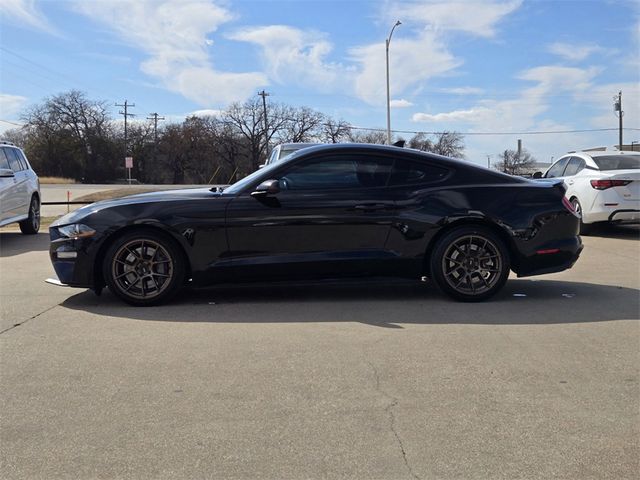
[1,226,638,479]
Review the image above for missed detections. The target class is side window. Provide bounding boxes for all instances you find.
[563,157,585,177]
[389,158,449,186]
[4,148,23,172]
[0,149,10,170]
[267,148,278,165]
[278,155,392,191]
[545,157,570,178]
[16,150,30,170]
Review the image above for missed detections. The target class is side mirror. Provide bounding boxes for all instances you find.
[532,171,543,179]
[0,168,15,178]
[251,179,280,197]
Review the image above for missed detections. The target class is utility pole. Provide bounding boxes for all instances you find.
[147,112,165,174]
[614,91,623,150]
[258,90,270,154]
[487,155,491,169]
[115,100,135,159]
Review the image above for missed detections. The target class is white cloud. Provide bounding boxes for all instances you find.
[350,31,460,104]
[440,87,485,95]
[390,99,414,108]
[73,0,267,106]
[0,0,57,34]
[0,93,28,118]
[547,42,605,62]
[189,109,223,118]
[228,26,347,91]
[386,0,522,38]
[412,107,491,123]
[0,93,27,134]
[349,1,520,104]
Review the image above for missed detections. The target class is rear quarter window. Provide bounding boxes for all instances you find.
[389,158,449,186]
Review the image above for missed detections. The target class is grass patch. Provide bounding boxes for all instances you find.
[39,176,76,184]
[74,187,159,203]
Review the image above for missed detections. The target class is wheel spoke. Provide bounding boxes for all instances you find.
[113,239,174,299]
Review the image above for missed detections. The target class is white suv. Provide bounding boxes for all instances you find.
[0,141,41,234]
[541,150,639,234]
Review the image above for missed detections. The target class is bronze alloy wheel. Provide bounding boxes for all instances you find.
[441,234,503,296]
[111,239,174,300]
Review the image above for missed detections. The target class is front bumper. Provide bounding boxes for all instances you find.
[49,227,99,288]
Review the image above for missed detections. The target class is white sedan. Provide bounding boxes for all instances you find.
[539,151,639,234]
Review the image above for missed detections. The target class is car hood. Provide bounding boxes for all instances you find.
[51,187,224,227]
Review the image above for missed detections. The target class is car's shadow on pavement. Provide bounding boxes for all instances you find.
[61,277,639,328]
[0,232,49,257]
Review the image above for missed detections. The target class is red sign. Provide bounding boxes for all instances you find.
[125,156,133,169]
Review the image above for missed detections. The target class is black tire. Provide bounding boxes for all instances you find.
[571,198,592,235]
[19,195,40,234]
[430,225,510,302]
[103,229,186,306]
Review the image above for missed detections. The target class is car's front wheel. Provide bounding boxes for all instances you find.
[19,195,40,234]
[103,229,185,306]
[430,225,510,302]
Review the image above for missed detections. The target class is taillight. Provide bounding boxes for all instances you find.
[590,179,632,190]
[562,196,575,213]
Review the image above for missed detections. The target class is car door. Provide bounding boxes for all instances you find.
[1,147,28,220]
[0,148,17,222]
[561,156,586,196]
[224,153,396,281]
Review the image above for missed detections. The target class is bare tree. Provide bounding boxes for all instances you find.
[348,129,388,144]
[494,148,536,176]
[321,119,352,143]
[280,106,325,143]
[431,131,465,158]
[407,132,433,152]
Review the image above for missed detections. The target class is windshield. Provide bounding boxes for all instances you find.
[593,155,640,170]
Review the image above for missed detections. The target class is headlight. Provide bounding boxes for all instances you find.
[57,224,96,239]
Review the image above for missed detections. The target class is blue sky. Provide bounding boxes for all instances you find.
[1,0,638,167]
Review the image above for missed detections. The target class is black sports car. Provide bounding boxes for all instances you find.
[48,144,582,305]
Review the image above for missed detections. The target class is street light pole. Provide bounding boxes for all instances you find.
[386,20,401,145]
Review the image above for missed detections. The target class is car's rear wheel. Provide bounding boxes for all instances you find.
[103,230,185,306]
[430,226,510,302]
[19,195,40,234]
[571,198,592,235]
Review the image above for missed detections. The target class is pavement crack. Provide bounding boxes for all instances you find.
[0,303,60,335]
[367,361,421,480]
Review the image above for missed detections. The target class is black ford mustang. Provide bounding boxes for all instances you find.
[48,144,582,305]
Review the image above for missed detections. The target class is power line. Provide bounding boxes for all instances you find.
[348,126,640,136]
[0,119,23,127]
